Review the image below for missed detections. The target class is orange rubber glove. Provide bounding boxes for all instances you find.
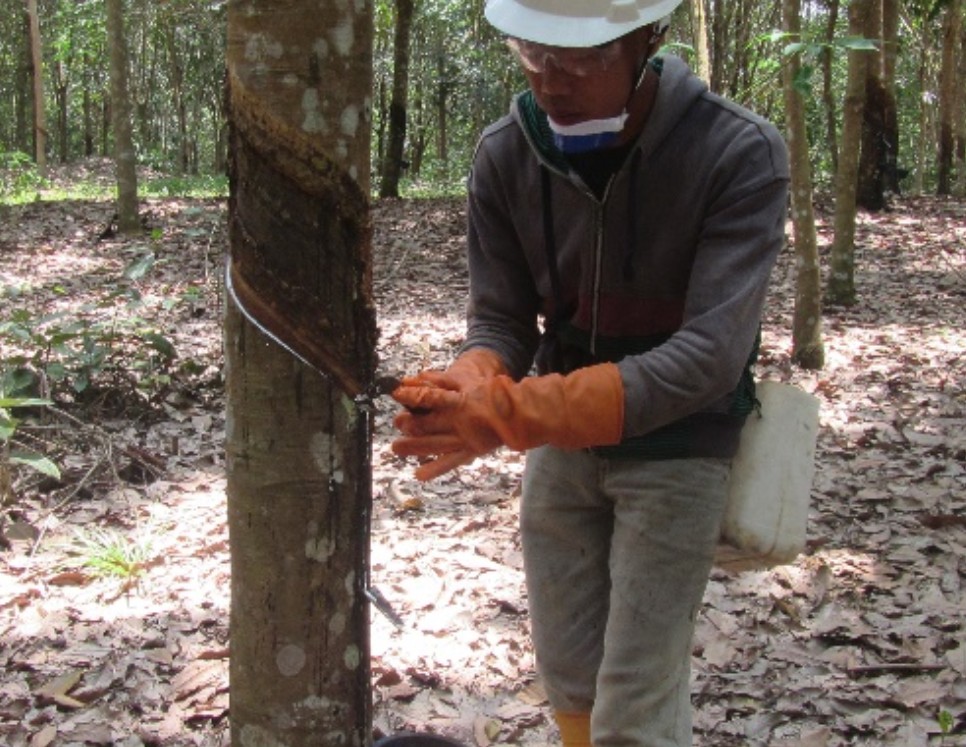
[392,363,624,480]
[390,348,509,477]
[407,347,508,392]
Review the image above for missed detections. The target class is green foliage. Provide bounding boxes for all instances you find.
[0,0,226,174]
[142,174,228,199]
[67,526,153,581]
[0,152,44,203]
[765,29,879,96]
[0,369,59,480]
[373,0,520,187]
[0,0,955,200]
[938,708,954,738]
[397,175,470,200]
[0,253,177,399]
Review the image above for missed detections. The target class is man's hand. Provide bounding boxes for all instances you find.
[391,363,625,481]
[400,347,507,392]
[390,347,507,480]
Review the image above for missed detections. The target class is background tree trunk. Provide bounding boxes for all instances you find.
[827,0,871,306]
[783,0,825,370]
[821,0,841,177]
[14,14,30,154]
[53,60,70,164]
[225,0,376,744]
[379,0,415,198]
[856,0,899,211]
[106,0,139,233]
[956,12,966,197]
[710,0,726,92]
[26,0,46,173]
[162,18,189,174]
[913,21,931,195]
[435,49,449,167]
[937,0,961,194]
[689,0,711,83]
[880,0,900,192]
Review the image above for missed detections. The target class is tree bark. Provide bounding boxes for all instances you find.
[689,0,711,84]
[379,0,415,198]
[856,0,900,209]
[162,18,190,174]
[880,0,900,192]
[710,0,726,93]
[913,21,930,195]
[225,1,376,745]
[821,0,840,177]
[26,0,46,173]
[783,0,825,370]
[937,0,961,194]
[435,48,449,167]
[827,0,871,307]
[956,11,966,198]
[106,0,140,233]
[53,61,70,164]
[857,0,888,210]
[14,14,30,153]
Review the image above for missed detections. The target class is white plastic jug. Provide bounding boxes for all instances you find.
[715,381,820,572]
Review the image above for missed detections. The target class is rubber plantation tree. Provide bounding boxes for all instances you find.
[856,0,900,210]
[106,0,139,233]
[379,0,416,197]
[936,0,962,194]
[26,0,46,174]
[819,0,841,177]
[782,0,825,370]
[828,0,873,307]
[224,0,377,745]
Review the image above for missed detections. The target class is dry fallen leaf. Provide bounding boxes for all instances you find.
[2,182,964,747]
[34,669,86,709]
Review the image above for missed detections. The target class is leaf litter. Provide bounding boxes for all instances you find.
[1,164,964,746]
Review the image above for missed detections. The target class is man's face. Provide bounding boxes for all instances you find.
[510,32,646,125]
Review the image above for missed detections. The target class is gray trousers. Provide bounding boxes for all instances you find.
[521,447,730,747]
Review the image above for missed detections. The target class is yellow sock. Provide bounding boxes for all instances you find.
[554,711,592,747]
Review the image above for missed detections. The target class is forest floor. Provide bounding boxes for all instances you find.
[1,161,965,747]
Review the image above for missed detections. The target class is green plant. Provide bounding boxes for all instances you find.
[763,30,878,95]
[938,709,954,742]
[69,526,153,581]
[142,174,228,198]
[0,151,44,203]
[0,368,60,480]
[0,253,177,398]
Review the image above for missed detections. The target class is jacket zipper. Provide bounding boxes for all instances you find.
[590,175,618,357]
[590,205,604,356]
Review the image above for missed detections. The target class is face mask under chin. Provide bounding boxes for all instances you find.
[548,111,629,154]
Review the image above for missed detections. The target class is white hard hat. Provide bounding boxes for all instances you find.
[485,0,683,48]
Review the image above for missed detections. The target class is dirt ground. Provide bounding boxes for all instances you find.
[1,174,964,746]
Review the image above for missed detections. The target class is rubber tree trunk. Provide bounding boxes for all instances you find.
[689,0,711,84]
[106,0,140,233]
[379,0,415,198]
[225,1,376,745]
[827,0,871,307]
[820,0,840,176]
[783,0,825,370]
[937,0,962,195]
[26,0,46,174]
[857,0,900,210]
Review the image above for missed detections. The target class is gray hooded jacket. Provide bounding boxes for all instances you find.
[462,55,790,459]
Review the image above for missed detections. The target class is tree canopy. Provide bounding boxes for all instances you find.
[2,0,963,197]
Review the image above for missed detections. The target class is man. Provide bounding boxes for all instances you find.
[391,0,789,744]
